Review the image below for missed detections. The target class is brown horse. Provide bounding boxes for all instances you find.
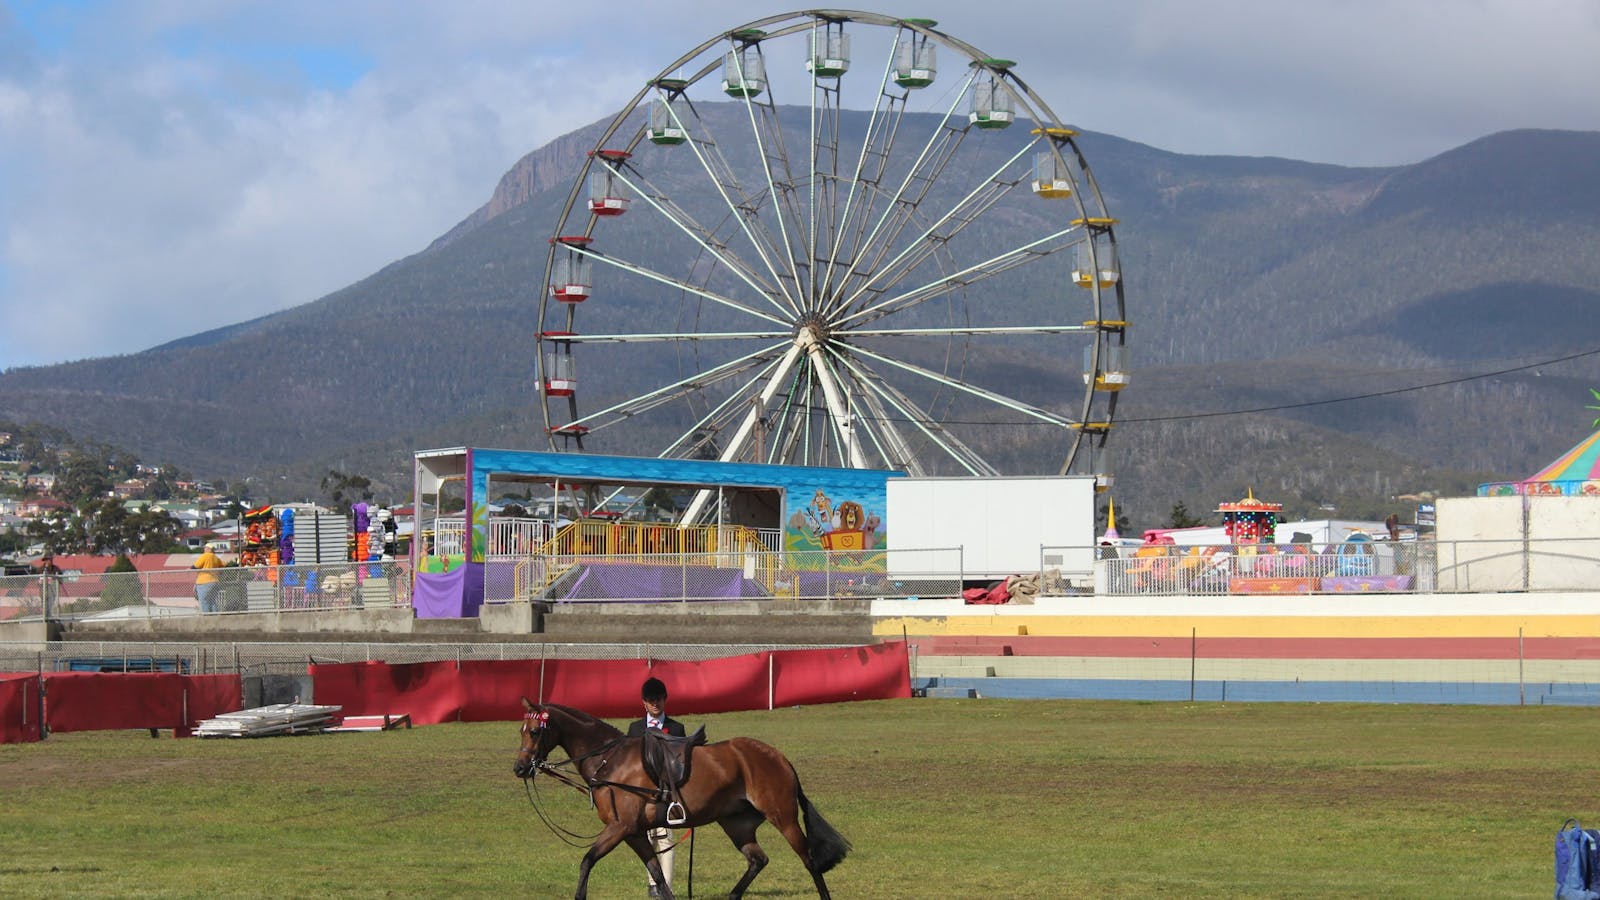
[513,699,850,900]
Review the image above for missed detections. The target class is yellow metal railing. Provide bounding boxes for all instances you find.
[512,520,771,599]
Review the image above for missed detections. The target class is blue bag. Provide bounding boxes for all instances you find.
[1556,819,1600,900]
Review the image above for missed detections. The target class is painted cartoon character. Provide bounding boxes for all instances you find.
[811,490,833,528]
[836,501,864,530]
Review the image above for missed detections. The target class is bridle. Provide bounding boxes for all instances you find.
[519,708,613,845]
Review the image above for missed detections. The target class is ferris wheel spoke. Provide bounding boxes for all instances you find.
[599,159,790,314]
[661,350,791,459]
[799,339,868,468]
[830,69,979,309]
[664,90,804,313]
[847,323,1095,338]
[760,371,816,466]
[848,342,1081,429]
[573,246,790,328]
[833,351,997,475]
[567,341,788,428]
[676,343,807,523]
[729,43,811,313]
[830,137,1040,318]
[559,329,795,344]
[838,225,1084,329]
[817,354,923,475]
[815,36,905,309]
[844,387,914,475]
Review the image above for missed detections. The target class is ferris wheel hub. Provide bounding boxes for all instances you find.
[794,315,833,347]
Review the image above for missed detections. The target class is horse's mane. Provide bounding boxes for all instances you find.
[544,702,623,738]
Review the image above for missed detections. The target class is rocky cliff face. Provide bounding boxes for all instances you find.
[427,114,626,250]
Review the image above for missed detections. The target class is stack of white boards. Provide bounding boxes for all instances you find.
[195,704,343,738]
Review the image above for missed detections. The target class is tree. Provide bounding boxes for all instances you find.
[147,472,175,501]
[54,455,113,504]
[28,498,185,556]
[97,553,144,612]
[1165,502,1206,529]
[25,510,89,554]
[321,469,373,510]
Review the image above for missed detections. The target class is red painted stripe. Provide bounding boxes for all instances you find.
[911,635,1600,660]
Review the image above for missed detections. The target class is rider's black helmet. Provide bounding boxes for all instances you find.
[642,677,668,702]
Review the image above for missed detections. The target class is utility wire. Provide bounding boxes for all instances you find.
[1120,346,1600,424]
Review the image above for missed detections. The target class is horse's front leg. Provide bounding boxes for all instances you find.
[574,822,632,900]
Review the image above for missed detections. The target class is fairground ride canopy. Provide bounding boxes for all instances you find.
[1478,430,1600,497]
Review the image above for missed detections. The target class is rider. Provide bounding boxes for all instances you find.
[627,676,685,899]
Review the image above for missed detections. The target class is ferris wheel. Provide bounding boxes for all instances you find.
[536,10,1129,500]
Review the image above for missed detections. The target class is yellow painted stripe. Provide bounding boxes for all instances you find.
[914,657,1600,683]
[875,614,1600,639]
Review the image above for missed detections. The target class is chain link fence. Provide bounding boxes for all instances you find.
[1043,537,1599,596]
[0,561,412,622]
[3,537,1595,624]
[0,639,858,677]
[494,547,964,604]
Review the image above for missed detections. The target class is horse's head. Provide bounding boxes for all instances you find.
[513,697,556,779]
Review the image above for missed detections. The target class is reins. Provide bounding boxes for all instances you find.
[521,770,604,847]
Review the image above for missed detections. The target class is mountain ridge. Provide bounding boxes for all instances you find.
[2,118,1596,528]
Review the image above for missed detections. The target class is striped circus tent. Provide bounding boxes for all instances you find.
[1479,430,1600,496]
[1522,430,1600,495]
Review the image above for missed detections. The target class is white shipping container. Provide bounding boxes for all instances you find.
[886,476,1097,580]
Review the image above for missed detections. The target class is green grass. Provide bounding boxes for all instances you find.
[1,699,1595,897]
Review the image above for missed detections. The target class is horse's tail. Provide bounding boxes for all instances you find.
[796,780,852,875]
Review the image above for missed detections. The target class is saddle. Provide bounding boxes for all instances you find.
[640,726,707,826]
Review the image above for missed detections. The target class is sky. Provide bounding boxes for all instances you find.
[1,0,1597,370]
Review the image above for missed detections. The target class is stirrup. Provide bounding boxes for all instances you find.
[666,801,687,826]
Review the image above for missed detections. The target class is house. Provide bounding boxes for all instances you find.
[19,497,70,517]
[178,528,227,551]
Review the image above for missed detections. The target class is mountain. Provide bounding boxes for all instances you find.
[1,115,1597,529]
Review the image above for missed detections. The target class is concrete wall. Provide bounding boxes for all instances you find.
[1437,496,1600,591]
[1528,496,1600,590]
[1435,496,1525,591]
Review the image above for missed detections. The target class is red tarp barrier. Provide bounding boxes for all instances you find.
[647,652,773,715]
[309,642,912,726]
[309,660,462,725]
[457,659,540,722]
[536,658,652,718]
[1,674,42,744]
[45,672,186,733]
[2,672,240,740]
[181,674,245,735]
[771,643,912,707]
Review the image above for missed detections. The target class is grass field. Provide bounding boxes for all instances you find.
[1,698,1595,898]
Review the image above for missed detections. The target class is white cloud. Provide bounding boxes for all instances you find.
[1,1,1597,368]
